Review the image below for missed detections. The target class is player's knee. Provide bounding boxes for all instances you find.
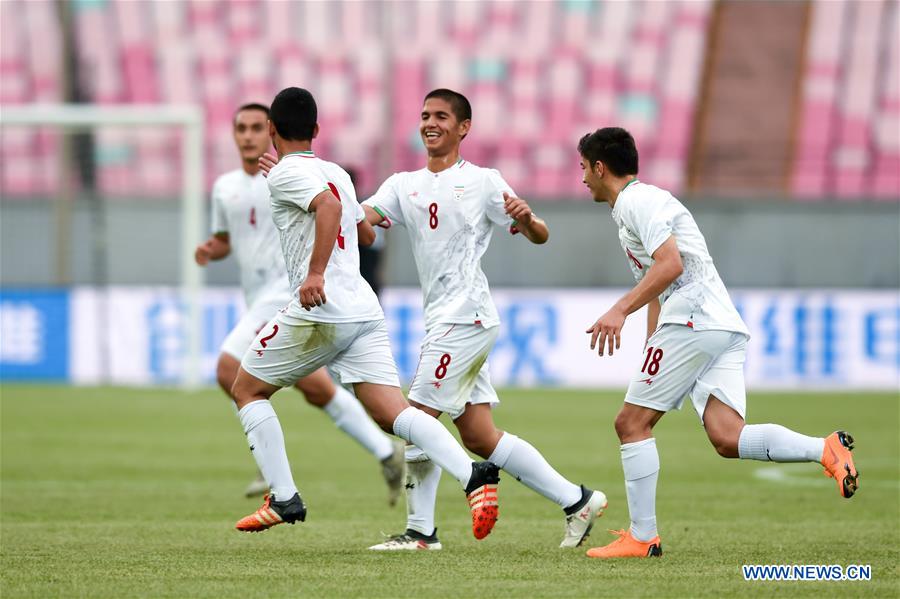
[216,359,237,398]
[614,411,638,441]
[460,429,499,459]
[708,431,739,458]
[300,387,331,407]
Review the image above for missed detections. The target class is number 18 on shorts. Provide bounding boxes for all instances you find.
[624,324,749,423]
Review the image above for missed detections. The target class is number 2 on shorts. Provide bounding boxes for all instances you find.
[641,346,664,375]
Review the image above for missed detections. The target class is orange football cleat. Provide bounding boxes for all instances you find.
[821,431,859,498]
[235,493,306,532]
[465,461,500,540]
[586,529,662,559]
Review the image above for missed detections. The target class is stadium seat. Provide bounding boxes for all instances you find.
[6,0,898,202]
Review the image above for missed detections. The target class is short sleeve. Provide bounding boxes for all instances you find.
[268,161,330,212]
[210,179,228,235]
[622,192,679,257]
[353,198,366,224]
[363,173,404,227]
[483,169,514,229]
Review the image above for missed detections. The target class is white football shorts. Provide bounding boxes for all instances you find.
[241,314,400,389]
[624,323,749,423]
[408,323,500,420]
[219,294,291,360]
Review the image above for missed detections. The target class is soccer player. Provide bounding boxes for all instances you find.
[195,103,404,505]
[362,89,607,551]
[232,88,500,539]
[576,127,859,559]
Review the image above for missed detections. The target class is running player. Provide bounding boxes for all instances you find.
[232,88,500,539]
[195,103,404,505]
[362,89,607,551]
[576,127,859,559]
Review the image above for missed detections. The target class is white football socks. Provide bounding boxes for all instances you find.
[738,423,825,462]
[404,445,442,536]
[392,407,472,486]
[322,386,394,461]
[238,400,298,501]
[621,438,660,543]
[488,432,582,508]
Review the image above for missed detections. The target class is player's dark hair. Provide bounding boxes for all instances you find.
[234,103,269,123]
[577,127,639,176]
[424,88,472,123]
[269,87,317,141]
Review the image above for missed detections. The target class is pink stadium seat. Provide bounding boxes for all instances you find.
[3,0,728,201]
[791,0,848,198]
[651,1,712,191]
[870,5,900,199]
[832,0,885,198]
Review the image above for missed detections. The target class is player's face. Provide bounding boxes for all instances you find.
[233,109,271,162]
[420,98,470,156]
[580,157,604,202]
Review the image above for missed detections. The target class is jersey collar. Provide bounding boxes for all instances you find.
[426,156,466,175]
[283,150,316,158]
[611,179,639,221]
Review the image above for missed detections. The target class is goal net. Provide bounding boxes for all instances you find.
[0,104,206,388]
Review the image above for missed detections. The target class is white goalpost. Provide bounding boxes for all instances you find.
[1,104,206,388]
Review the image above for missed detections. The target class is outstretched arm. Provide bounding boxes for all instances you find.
[504,192,548,244]
[586,236,683,356]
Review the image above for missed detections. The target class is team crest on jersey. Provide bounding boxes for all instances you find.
[453,186,465,201]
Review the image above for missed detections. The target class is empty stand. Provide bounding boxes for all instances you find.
[2,0,893,201]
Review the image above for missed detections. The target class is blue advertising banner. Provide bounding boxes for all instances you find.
[3,286,898,391]
[0,289,70,381]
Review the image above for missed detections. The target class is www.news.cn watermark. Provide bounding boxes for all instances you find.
[743,564,872,581]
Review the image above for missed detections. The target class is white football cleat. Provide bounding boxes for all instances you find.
[369,529,442,551]
[243,472,269,498]
[560,487,608,548]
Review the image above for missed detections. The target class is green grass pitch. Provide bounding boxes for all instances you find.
[1,385,897,598]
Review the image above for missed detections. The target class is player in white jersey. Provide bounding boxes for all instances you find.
[231,88,501,539]
[194,103,404,505]
[576,128,859,559]
[363,89,607,551]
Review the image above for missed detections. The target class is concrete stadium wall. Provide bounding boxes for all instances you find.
[2,198,898,288]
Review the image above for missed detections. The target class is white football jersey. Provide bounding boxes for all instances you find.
[267,151,383,323]
[210,169,291,307]
[611,180,749,336]
[363,158,514,330]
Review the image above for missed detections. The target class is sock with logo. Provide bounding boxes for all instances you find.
[403,445,442,536]
[238,400,298,501]
[622,438,659,542]
[738,424,825,462]
[488,432,582,508]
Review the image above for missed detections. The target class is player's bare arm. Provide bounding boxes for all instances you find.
[503,192,549,244]
[357,217,376,247]
[586,236,682,356]
[258,152,278,177]
[194,233,230,265]
[363,204,387,228]
[299,189,342,310]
